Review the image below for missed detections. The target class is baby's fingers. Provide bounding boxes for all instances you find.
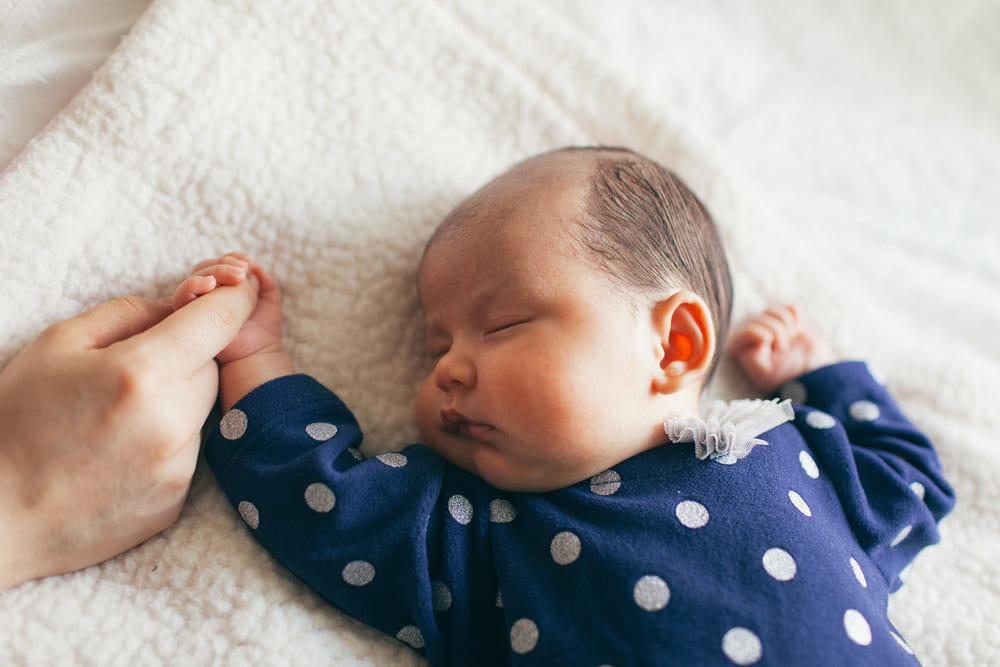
[734,325,774,373]
[191,255,249,274]
[765,305,798,329]
[728,321,771,355]
[172,275,217,311]
[194,263,247,286]
[749,312,790,350]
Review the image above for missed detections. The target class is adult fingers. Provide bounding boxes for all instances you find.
[51,296,175,350]
[128,274,260,377]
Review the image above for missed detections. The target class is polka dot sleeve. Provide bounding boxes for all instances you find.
[774,361,956,590]
[202,374,500,665]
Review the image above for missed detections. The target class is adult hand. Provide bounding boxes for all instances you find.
[0,273,259,591]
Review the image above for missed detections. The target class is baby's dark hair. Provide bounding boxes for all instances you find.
[557,145,733,391]
[423,145,734,392]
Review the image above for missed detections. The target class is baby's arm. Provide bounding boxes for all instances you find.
[730,305,955,589]
[174,254,501,663]
[173,252,295,410]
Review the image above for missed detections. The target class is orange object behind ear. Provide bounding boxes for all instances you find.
[668,332,693,361]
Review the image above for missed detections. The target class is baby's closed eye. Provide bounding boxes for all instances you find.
[426,318,531,359]
[486,319,531,336]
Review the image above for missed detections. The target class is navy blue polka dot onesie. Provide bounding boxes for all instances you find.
[203,360,955,666]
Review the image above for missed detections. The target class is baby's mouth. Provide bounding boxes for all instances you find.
[440,407,495,439]
[455,421,495,440]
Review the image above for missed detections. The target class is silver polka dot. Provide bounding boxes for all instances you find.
[304,482,336,512]
[633,575,670,611]
[849,400,880,422]
[805,410,836,429]
[347,447,365,461]
[780,381,807,404]
[432,581,452,611]
[787,490,812,517]
[237,500,259,529]
[495,589,503,607]
[910,481,925,500]
[396,625,425,649]
[850,557,867,588]
[891,524,912,547]
[510,618,539,654]
[490,499,516,523]
[376,452,408,468]
[844,609,872,645]
[762,547,797,581]
[799,450,820,479]
[721,627,763,665]
[589,469,622,495]
[550,531,582,565]
[890,630,913,654]
[675,500,710,528]
[448,494,473,525]
[341,560,375,586]
[220,409,248,440]
[305,422,338,441]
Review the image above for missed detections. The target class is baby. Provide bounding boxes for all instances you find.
[177,147,954,666]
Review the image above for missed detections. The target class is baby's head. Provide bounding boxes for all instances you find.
[415,146,733,492]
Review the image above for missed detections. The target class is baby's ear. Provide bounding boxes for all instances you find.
[649,291,715,395]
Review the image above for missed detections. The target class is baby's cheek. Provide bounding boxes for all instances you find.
[510,357,596,457]
[413,380,438,443]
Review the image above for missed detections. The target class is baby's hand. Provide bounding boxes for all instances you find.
[173,252,285,365]
[727,304,839,395]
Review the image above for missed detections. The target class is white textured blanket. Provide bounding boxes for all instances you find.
[1,1,996,664]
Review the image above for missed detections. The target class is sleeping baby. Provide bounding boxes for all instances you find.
[177,147,954,666]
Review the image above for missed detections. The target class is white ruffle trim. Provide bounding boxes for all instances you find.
[663,397,795,463]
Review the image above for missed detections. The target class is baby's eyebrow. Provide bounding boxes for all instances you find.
[423,282,511,335]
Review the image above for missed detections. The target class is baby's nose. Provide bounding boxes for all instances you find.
[434,352,476,391]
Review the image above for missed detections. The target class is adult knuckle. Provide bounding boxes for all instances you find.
[145,432,179,464]
[112,295,146,317]
[38,320,70,345]
[113,362,153,404]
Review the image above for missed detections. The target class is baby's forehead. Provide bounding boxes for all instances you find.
[417,152,601,298]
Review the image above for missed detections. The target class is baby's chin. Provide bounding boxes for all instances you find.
[424,435,594,493]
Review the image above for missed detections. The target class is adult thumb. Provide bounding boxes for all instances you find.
[64,296,175,350]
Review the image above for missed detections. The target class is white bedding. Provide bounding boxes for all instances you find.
[0,1,997,664]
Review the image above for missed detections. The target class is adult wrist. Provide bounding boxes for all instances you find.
[0,453,43,591]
